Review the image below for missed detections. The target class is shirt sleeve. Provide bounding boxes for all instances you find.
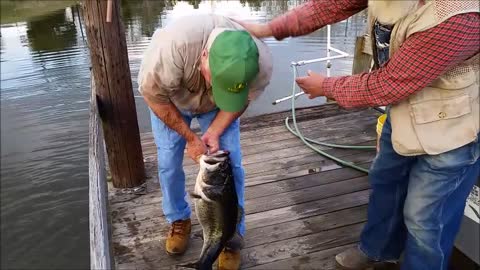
[268,0,368,40]
[138,34,184,104]
[322,12,480,109]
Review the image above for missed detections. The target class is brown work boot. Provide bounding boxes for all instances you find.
[165,219,191,255]
[218,233,244,270]
[218,248,241,270]
[335,246,398,269]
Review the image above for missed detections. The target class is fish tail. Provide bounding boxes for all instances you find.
[197,241,224,270]
[176,261,200,269]
[177,262,198,269]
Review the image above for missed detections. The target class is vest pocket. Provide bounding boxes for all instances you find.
[410,94,471,124]
[408,93,478,155]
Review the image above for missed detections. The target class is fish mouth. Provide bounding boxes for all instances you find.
[202,150,230,165]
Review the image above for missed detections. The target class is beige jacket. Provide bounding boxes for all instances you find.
[137,14,273,114]
[367,0,479,156]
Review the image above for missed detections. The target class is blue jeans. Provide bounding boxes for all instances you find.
[374,20,393,67]
[359,111,480,269]
[150,108,246,236]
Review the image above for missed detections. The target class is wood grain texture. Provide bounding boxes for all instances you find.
[89,77,115,270]
[352,36,373,75]
[83,0,145,188]
[107,103,382,269]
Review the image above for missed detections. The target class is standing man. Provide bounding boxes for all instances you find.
[137,14,272,269]
[237,0,479,269]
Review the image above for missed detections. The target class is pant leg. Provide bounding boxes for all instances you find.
[359,112,416,261]
[196,109,246,237]
[402,137,480,270]
[150,109,193,223]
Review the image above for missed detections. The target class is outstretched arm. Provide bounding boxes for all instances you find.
[296,13,480,109]
[237,0,368,40]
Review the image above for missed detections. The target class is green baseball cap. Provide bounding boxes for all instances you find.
[208,28,259,112]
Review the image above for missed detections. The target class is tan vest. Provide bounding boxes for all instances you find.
[367,0,479,156]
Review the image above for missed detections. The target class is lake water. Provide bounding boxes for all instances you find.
[0,1,367,269]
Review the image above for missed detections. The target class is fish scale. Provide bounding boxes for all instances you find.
[178,150,240,270]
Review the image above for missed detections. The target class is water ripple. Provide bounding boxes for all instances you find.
[1,2,366,269]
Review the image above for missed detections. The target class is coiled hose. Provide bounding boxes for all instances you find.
[284,65,375,174]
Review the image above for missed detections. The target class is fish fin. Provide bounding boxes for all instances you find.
[225,232,244,251]
[189,191,202,199]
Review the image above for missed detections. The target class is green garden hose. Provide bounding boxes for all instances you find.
[285,65,374,174]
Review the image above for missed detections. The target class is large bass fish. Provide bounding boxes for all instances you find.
[179,150,241,270]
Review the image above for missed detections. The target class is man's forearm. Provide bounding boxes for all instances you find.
[268,0,368,40]
[322,13,480,109]
[207,107,246,136]
[145,98,196,142]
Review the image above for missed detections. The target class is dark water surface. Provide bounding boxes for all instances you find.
[0,1,367,269]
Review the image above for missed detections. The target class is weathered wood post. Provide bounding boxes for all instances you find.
[352,35,373,75]
[83,0,145,188]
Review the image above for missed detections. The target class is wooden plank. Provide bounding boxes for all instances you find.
[233,150,375,182]
[244,155,373,186]
[140,107,378,150]
[110,160,373,239]
[108,104,383,269]
[239,222,365,268]
[245,243,358,270]
[238,104,365,132]
[140,113,376,160]
[244,176,369,214]
[138,108,379,173]
[109,150,374,222]
[112,188,370,249]
[108,150,374,228]
[121,223,366,269]
[110,174,369,228]
[111,176,371,240]
[111,161,370,210]
[83,0,145,188]
[362,35,373,56]
[244,205,368,247]
[110,135,375,209]
[140,109,376,175]
[180,141,372,178]
[89,77,115,270]
[114,204,369,268]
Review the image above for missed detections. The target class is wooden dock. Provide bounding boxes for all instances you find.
[106,104,382,270]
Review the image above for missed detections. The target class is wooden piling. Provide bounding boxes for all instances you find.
[83,0,145,188]
[352,35,373,75]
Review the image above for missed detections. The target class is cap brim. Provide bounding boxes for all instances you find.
[212,83,249,112]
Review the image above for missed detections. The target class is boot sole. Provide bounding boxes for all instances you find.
[165,242,189,256]
[166,249,187,256]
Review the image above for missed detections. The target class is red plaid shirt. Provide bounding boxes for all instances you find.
[268,0,480,109]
